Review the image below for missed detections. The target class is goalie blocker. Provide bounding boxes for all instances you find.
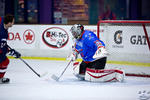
[73,61,125,82]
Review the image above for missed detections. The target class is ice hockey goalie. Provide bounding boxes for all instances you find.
[69,24,125,82]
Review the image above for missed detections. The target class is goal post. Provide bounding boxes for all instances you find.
[97,20,150,77]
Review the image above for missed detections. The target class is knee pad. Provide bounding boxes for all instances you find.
[85,68,125,82]
[0,57,9,68]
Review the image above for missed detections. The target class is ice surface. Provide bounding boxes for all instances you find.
[0,59,150,100]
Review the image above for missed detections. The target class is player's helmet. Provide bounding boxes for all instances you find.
[70,24,84,40]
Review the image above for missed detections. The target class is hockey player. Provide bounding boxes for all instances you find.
[0,14,21,83]
[69,24,124,82]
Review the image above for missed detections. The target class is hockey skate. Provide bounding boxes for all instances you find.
[73,73,85,81]
[0,78,10,84]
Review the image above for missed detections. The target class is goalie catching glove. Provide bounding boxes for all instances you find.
[9,49,21,58]
[93,46,109,59]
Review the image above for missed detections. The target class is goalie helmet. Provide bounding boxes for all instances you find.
[70,24,84,40]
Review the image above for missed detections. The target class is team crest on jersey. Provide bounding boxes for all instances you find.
[94,40,102,47]
[42,27,69,48]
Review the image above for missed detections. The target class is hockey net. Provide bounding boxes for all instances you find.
[97,20,150,77]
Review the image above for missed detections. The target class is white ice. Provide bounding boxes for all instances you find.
[0,59,150,100]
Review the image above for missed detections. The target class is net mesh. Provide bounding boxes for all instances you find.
[97,20,150,77]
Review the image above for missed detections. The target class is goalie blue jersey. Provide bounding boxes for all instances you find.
[75,30,105,62]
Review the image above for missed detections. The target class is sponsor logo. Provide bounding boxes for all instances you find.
[138,90,150,100]
[114,30,123,44]
[130,35,150,45]
[112,30,150,48]
[42,27,69,48]
[23,29,35,44]
[8,32,21,41]
[8,29,35,44]
[112,30,124,48]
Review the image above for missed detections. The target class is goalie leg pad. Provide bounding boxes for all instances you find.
[115,69,125,82]
[73,61,80,75]
[85,68,125,82]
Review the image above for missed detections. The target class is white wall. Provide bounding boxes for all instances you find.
[8,24,150,63]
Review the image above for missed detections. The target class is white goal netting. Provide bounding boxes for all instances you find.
[97,20,150,77]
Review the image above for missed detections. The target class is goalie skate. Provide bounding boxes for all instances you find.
[73,73,85,81]
[0,78,10,84]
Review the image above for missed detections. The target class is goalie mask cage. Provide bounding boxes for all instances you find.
[97,20,150,77]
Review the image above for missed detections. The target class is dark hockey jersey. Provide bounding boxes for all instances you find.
[0,17,9,63]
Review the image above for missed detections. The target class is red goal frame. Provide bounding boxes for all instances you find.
[97,20,150,51]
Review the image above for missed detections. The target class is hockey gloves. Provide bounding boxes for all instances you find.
[9,49,21,58]
[0,39,7,47]
[67,53,77,61]
[93,47,109,59]
[67,51,78,61]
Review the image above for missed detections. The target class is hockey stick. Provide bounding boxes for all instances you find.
[51,60,72,81]
[19,58,47,78]
[8,45,47,78]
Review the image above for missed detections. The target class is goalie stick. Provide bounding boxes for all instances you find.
[51,60,72,81]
